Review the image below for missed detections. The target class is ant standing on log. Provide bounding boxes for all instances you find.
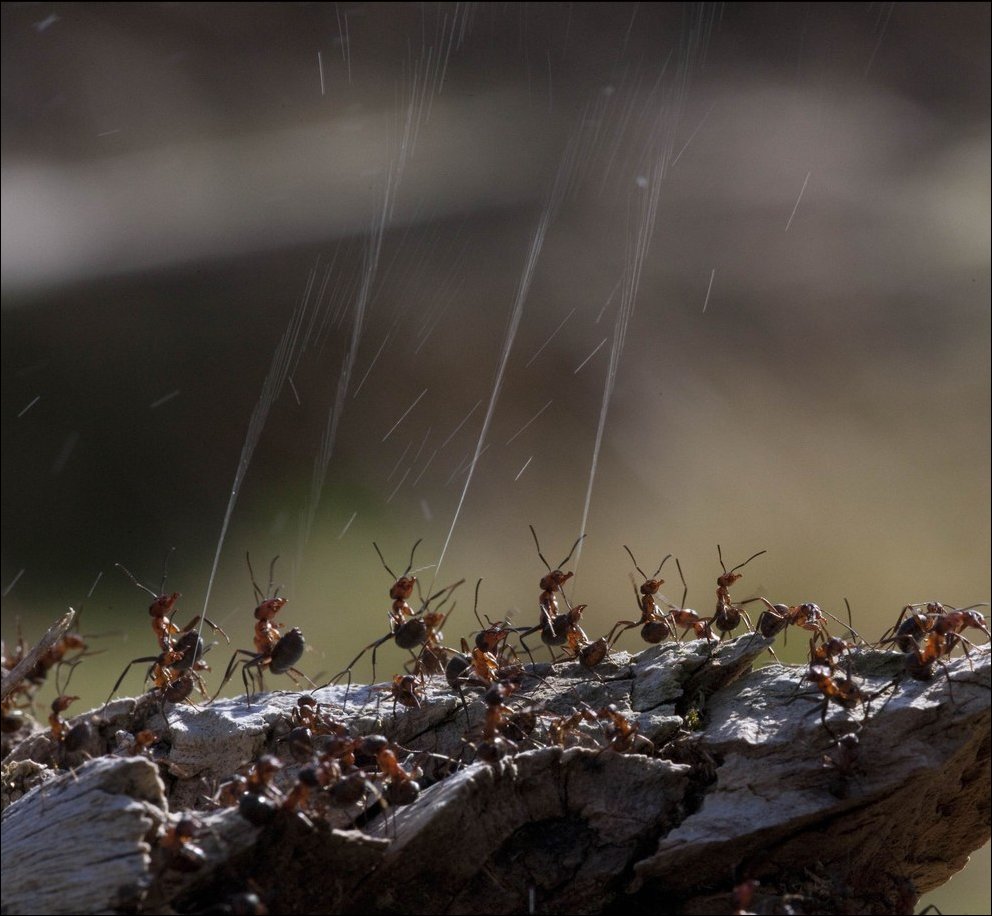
[324,540,463,703]
[518,527,587,660]
[606,545,675,645]
[703,545,766,640]
[212,555,312,706]
[105,557,228,716]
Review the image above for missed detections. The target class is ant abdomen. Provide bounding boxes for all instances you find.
[268,628,305,675]
[641,620,671,643]
[394,618,428,650]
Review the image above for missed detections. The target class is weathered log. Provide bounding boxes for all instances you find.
[2,636,989,915]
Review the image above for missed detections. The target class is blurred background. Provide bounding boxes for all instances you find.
[2,4,989,910]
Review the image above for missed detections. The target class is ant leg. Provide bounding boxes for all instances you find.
[180,615,230,644]
[325,633,394,693]
[210,649,258,703]
[605,621,637,646]
[104,655,160,709]
[516,625,541,670]
[286,667,318,690]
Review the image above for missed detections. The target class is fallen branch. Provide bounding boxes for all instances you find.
[2,636,989,915]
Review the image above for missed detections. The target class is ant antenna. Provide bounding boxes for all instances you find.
[529,525,551,572]
[403,539,423,577]
[623,545,647,580]
[267,556,280,599]
[246,552,264,604]
[159,547,176,594]
[718,545,768,575]
[652,554,672,578]
[556,533,586,570]
[372,542,396,580]
[473,579,484,629]
[675,558,689,609]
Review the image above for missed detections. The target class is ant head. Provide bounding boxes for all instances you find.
[389,576,417,601]
[962,609,990,638]
[254,596,288,621]
[148,592,181,618]
[624,545,671,586]
[540,569,573,592]
[641,577,665,595]
[716,545,767,587]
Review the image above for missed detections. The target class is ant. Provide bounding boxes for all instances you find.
[662,559,713,640]
[822,731,863,798]
[748,597,827,640]
[107,557,228,709]
[469,579,534,661]
[236,754,286,826]
[116,554,226,656]
[212,555,312,706]
[703,546,766,640]
[593,705,654,755]
[880,602,989,654]
[545,707,599,749]
[604,546,675,646]
[798,664,893,740]
[359,734,421,806]
[104,626,214,720]
[520,603,589,662]
[47,694,79,743]
[376,673,426,719]
[530,525,585,619]
[327,541,463,701]
[471,680,529,764]
[158,815,208,872]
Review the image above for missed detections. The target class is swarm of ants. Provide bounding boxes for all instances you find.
[3,529,989,915]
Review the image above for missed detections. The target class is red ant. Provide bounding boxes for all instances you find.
[47,694,79,743]
[880,601,989,654]
[236,754,286,826]
[703,546,766,640]
[326,541,462,702]
[471,680,529,764]
[822,731,863,798]
[663,559,714,640]
[358,734,421,806]
[797,664,894,740]
[213,556,312,706]
[158,815,208,872]
[593,704,654,755]
[107,557,228,709]
[375,673,426,719]
[607,546,675,645]
[116,554,226,656]
[530,525,585,618]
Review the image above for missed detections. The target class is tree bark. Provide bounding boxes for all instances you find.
[2,636,989,915]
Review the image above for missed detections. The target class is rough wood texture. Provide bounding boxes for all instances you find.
[2,636,989,915]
